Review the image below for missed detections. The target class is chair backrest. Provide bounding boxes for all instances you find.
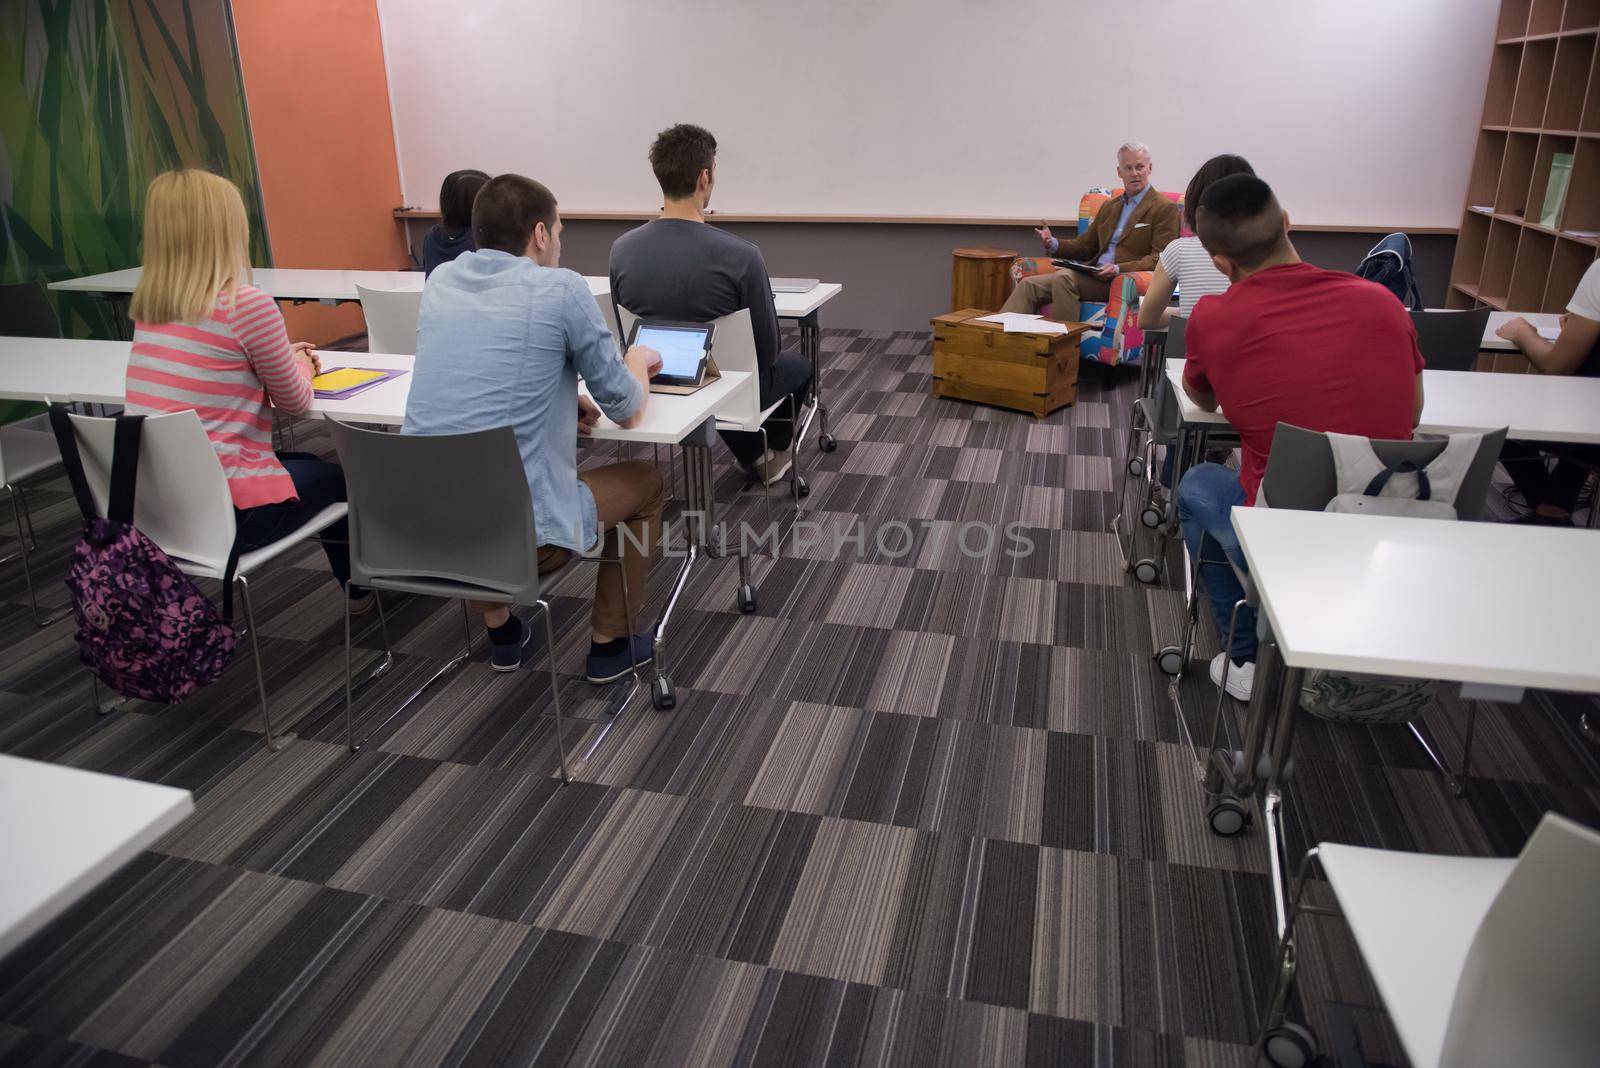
[617,306,760,421]
[1259,422,1507,519]
[1409,308,1490,372]
[594,290,622,346]
[326,420,543,600]
[65,410,237,568]
[356,284,422,354]
[1165,314,1187,359]
[1439,813,1600,1067]
[0,281,62,338]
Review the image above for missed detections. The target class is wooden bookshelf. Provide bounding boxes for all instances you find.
[1448,1,1600,320]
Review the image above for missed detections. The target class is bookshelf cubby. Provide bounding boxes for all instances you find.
[1448,0,1600,324]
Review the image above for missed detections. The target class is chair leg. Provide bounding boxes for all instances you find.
[1456,700,1479,797]
[538,598,569,784]
[8,483,59,627]
[236,574,293,752]
[344,584,357,752]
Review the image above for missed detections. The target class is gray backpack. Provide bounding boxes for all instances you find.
[1300,432,1484,723]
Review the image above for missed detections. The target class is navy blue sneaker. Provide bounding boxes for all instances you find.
[490,616,531,672]
[585,632,654,684]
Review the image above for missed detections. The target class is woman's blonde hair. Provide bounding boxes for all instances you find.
[129,169,252,325]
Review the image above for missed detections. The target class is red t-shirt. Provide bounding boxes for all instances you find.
[1182,262,1424,504]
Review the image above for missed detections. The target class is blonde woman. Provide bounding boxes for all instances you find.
[126,169,369,609]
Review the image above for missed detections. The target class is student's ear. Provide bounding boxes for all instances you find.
[1211,253,1241,284]
[1281,209,1292,234]
[528,221,548,258]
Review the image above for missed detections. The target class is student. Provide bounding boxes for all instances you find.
[1492,259,1600,525]
[609,123,812,484]
[1137,154,1255,330]
[405,173,666,682]
[1178,174,1424,701]
[1002,140,1181,322]
[420,169,489,276]
[124,169,368,610]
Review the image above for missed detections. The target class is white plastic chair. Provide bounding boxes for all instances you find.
[1,416,64,625]
[63,410,390,750]
[1255,812,1600,1067]
[356,284,422,354]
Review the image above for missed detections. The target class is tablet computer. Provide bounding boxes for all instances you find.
[627,320,715,388]
[1051,259,1102,275]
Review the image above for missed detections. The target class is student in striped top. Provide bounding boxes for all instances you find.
[125,169,369,610]
[1138,154,1256,331]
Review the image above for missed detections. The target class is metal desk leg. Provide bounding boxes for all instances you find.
[799,311,835,453]
[650,417,721,711]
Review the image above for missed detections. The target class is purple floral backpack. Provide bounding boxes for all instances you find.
[49,407,238,702]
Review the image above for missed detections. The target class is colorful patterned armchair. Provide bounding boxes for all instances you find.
[1011,187,1185,365]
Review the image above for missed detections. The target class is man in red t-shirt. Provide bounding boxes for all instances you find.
[1177,174,1424,702]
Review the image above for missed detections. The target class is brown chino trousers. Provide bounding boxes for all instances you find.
[1000,268,1112,323]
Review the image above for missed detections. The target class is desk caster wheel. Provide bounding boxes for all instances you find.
[1140,504,1163,529]
[651,675,676,711]
[794,477,810,499]
[819,433,837,453]
[1262,1022,1319,1068]
[1156,646,1186,676]
[1127,456,1145,478]
[1207,797,1251,837]
[1133,559,1161,585]
[737,584,758,615]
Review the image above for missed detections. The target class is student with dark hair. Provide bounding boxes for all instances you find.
[420,169,489,276]
[1137,154,1255,329]
[1177,174,1425,702]
[608,123,813,484]
[405,173,668,684]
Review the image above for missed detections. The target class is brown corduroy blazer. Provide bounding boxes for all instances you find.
[1054,189,1181,274]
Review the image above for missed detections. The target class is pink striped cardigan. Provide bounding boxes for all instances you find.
[126,283,313,509]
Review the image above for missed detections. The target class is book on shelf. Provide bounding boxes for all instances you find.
[1539,153,1572,229]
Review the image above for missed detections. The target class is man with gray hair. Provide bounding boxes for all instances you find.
[1001,141,1181,322]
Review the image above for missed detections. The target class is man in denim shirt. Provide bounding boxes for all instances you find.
[405,174,665,683]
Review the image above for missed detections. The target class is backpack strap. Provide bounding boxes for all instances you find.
[47,405,101,522]
[1364,460,1431,500]
[107,414,145,524]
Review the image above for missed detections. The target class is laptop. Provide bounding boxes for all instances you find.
[770,278,819,294]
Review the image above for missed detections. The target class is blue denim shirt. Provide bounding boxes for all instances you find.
[404,250,643,552]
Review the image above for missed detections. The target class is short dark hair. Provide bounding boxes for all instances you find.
[1182,154,1254,232]
[1195,174,1289,270]
[649,124,717,200]
[439,169,489,232]
[472,174,557,256]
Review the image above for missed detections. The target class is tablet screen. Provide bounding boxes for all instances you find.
[635,325,710,381]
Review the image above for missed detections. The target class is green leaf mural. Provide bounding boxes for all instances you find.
[0,0,268,378]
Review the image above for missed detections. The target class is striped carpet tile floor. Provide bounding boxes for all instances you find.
[0,327,1596,1067]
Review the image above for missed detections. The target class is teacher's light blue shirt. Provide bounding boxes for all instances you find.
[404,249,643,552]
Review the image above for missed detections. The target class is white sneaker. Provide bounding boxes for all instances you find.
[1209,652,1255,702]
[758,447,793,486]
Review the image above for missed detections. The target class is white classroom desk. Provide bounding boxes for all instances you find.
[1480,310,1565,352]
[1234,508,1600,695]
[51,269,844,452]
[0,754,193,958]
[0,336,754,711]
[1163,359,1600,445]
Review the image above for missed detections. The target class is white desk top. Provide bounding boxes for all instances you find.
[48,268,833,317]
[1164,359,1600,445]
[0,337,753,447]
[1231,509,1600,693]
[0,754,193,958]
[48,267,428,302]
[585,277,841,320]
[1481,310,1564,353]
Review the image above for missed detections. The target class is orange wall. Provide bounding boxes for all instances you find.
[231,0,409,343]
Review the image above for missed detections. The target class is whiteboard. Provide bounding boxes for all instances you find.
[377,0,1498,228]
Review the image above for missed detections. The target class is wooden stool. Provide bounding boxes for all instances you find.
[951,247,1017,313]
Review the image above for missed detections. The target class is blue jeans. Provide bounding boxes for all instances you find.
[1176,462,1256,663]
[234,452,352,588]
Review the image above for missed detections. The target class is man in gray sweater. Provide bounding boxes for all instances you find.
[609,124,813,484]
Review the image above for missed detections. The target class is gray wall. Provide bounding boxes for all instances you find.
[402,219,1455,334]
